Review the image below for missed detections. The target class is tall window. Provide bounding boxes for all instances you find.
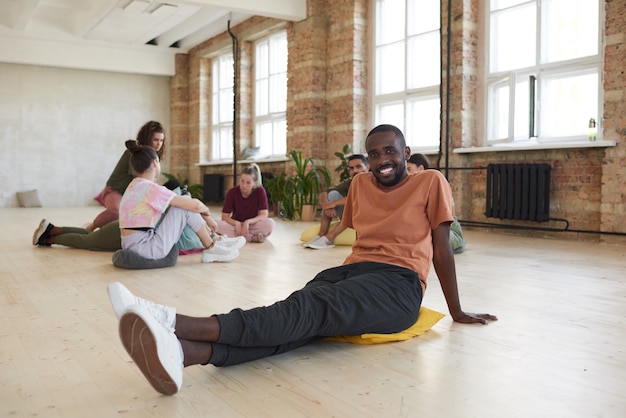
[255,31,288,156]
[212,53,234,160]
[373,0,441,149]
[486,0,601,144]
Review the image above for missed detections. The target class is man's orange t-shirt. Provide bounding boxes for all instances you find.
[341,170,454,292]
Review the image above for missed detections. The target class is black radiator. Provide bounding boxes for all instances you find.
[485,163,551,222]
[203,174,225,202]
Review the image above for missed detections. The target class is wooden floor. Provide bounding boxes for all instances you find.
[1,207,625,417]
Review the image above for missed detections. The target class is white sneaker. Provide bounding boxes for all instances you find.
[32,219,50,246]
[307,236,335,250]
[215,235,246,250]
[107,282,176,330]
[118,304,183,395]
[302,235,321,247]
[201,245,239,263]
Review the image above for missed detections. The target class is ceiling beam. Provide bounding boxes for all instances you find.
[0,35,177,75]
[154,6,224,48]
[180,0,306,21]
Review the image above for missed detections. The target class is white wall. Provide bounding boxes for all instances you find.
[0,62,170,208]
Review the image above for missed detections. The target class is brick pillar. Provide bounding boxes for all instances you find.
[286,12,329,159]
[600,0,626,240]
[169,54,190,180]
[326,0,369,164]
[441,0,480,220]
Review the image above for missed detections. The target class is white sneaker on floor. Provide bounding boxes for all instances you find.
[118,304,184,395]
[201,245,239,263]
[216,235,246,250]
[306,236,335,250]
[107,282,176,330]
[32,219,50,246]
[302,235,321,247]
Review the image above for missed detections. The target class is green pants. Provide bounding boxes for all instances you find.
[54,221,121,251]
[449,216,466,254]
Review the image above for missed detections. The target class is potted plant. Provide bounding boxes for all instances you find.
[334,143,353,182]
[162,172,204,200]
[284,150,331,221]
[264,171,287,216]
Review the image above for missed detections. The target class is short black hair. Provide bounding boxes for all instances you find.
[347,154,368,164]
[366,124,406,147]
[408,153,429,169]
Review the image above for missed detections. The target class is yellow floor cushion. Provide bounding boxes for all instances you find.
[325,306,445,344]
[300,220,356,246]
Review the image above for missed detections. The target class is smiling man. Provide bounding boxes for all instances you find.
[107,124,497,395]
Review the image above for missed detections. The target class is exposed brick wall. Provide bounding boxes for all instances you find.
[600,0,626,240]
[170,0,625,242]
[169,54,190,181]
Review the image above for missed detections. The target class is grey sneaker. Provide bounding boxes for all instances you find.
[107,282,176,330]
[201,245,239,263]
[302,235,321,247]
[215,235,246,250]
[307,236,335,250]
[119,304,183,395]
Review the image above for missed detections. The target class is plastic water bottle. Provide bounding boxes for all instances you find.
[588,118,597,141]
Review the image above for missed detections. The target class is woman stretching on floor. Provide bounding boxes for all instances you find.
[32,181,208,253]
[118,139,244,263]
[216,163,275,243]
[86,121,166,232]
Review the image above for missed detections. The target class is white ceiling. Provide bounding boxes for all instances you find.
[0,0,306,75]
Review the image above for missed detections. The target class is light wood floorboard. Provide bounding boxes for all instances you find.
[1,207,625,417]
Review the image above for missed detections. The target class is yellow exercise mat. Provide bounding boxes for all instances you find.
[325,306,445,344]
[300,220,356,246]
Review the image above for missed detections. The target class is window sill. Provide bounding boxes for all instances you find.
[196,156,290,167]
[453,140,616,154]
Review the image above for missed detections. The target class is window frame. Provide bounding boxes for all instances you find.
[372,0,442,151]
[211,51,235,161]
[483,0,603,146]
[253,30,288,158]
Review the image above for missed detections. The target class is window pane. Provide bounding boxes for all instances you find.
[273,119,287,155]
[406,97,440,147]
[490,4,536,72]
[256,79,268,116]
[269,33,288,73]
[513,76,530,140]
[212,127,233,160]
[375,102,405,132]
[219,88,233,122]
[407,32,440,89]
[488,81,510,141]
[407,0,439,35]
[269,73,287,113]
[212,92,219,122]
[376,42,405,94]
[540,71,598,138]
[220,127,233,159]
[219,56,233,88]
[376,0,405,45]
[256,121,272,156]
[256,41,268,79]
[542,0,599,63]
